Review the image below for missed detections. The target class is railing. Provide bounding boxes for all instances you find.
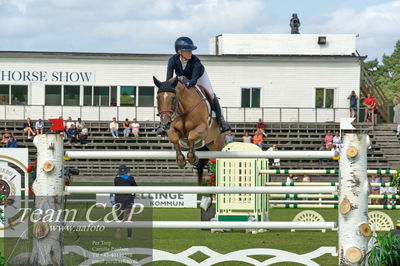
[0,104,372,123]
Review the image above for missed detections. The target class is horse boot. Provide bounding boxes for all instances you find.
[212,97,231,133]
[155,124,167,137]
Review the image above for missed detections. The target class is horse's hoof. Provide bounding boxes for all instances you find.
[187,152,199,165]
[177,154,186,168]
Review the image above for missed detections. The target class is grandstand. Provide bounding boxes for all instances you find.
[2,120,399,183]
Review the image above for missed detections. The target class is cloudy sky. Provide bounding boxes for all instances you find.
[0,0,399,61]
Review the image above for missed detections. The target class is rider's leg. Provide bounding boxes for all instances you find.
[197,71,231,133]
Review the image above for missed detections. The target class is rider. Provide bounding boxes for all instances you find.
[157,36,231,135]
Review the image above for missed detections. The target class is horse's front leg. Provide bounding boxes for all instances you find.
[187,124,207,165]
[168,127,186,168]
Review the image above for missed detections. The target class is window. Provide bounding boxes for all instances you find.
[138,86,154,107]
[63,85,80,106]
[110,86,117,106]
[11,85,28,104]
[94,86,109,106]
[241,88,261,108]
[0,85,9,104]
[120,86,136,106]
[45,85,62,106]
[315,88,334,108]
[84,86,92,106]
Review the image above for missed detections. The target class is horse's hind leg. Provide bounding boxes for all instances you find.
[168,127,186,168]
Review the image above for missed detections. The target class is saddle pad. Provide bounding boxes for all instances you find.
[195,85,215,118]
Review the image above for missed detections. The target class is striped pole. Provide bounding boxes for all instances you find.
[271,204,399,210]
[259,169,397,175]
[269,194,399,200]
[265,182,395,187]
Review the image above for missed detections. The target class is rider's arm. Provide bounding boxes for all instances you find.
[187,61,204,87]
[166,56,175,80]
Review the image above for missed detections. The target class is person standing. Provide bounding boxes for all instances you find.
[110,117,119,138]
[347,91,359,118]
[114,164,137,240]
[393,94,400,124]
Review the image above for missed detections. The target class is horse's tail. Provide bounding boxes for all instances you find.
[195,146,209,185]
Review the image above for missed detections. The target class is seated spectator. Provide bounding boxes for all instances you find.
[332,144,340,154]
[319,144,328,162]
[67,124,78,144]
[23,117,36,139]
[225,130,235,144]
[0,96,7,104]
[242,131,252,143]
[123,118,131,138]
[1,129,11,145]
[253,129,264,149]
[11,96,21,105]
[370,175,381,205]
[5,135,17,148]
[256,119,266,136]
[79,125,89,145]
[76,118,85,134]
[131,118,140,137]
[332,131,341,145]
[324,131,333,148]
[110,117,119,138]
[267,144,280,166]
[65,117,75,130]
[302,174,311,183]
[35,119,44,134]
[286,173,297,183]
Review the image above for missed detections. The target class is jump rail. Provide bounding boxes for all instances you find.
[259,169,397,175]
[64,150,336,160]
[65,186,337,194]
[265,182,395,187]
[64,221,337,229]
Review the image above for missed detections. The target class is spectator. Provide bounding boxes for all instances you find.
[370,175,381,205]
[67,124,78,144]
[65,117,75,130]
[5,135,17,148]
[123,118,131,138]
[242,131,252,143]
[286,173,297,183]
[319,144,328,163]
[0,96,7,104]
[256,119,266,136]
[324,131,333,148]
[267,144,280,166]
[396,124,400,139]
[1,129,11,145]
[131,118,140,137]
[110,117,119,138]
[332,144,340,154]
[363,93,373,122]
[371,95,379,125]
[253,129,264,149]
[393,94,400,124]
[11,96,21,105]
[114,164,137,240]
[347,91,359,118]
[35,119,44,134]
[225,130,235,144]
[332,131,341,146]
[76,118,85,134]
[387,177,398,205]
[23,118,36,139]
[79,125,89,145]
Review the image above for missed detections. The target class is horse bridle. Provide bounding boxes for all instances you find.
[157,94,178,121]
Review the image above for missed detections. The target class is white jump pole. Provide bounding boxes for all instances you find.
[265,182,394,187]
[65,150,336,160]
[338,134,371,265]
[259,169,397,175]
[65,186,337,194]
[63,221,336,230]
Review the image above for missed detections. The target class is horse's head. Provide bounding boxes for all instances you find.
[153,76,179,130]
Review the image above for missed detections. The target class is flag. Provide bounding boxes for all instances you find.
[49,118,64,131]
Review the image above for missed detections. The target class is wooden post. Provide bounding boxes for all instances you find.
[339,134,371,265]
[30,134,64,265]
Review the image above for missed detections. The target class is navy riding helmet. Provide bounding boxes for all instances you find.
[175,37,197,53]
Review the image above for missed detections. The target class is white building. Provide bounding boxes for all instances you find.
[0,34,363,122]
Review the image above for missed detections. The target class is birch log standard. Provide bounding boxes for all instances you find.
[338,134,371,265]
[30,134,64,265]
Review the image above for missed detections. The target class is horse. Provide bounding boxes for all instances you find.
[153,76,225,183]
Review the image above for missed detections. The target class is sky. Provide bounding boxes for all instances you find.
[0,0,399,61]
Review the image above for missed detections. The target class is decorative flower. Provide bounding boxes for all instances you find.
[27,165,34,173]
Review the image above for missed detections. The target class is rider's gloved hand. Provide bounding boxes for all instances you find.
[178,76,190,88]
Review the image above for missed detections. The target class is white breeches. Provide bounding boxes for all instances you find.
[196,70,215,98]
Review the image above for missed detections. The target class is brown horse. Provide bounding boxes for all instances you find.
[153,76,225,180]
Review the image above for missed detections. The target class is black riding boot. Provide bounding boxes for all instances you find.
[212,97,231,133]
